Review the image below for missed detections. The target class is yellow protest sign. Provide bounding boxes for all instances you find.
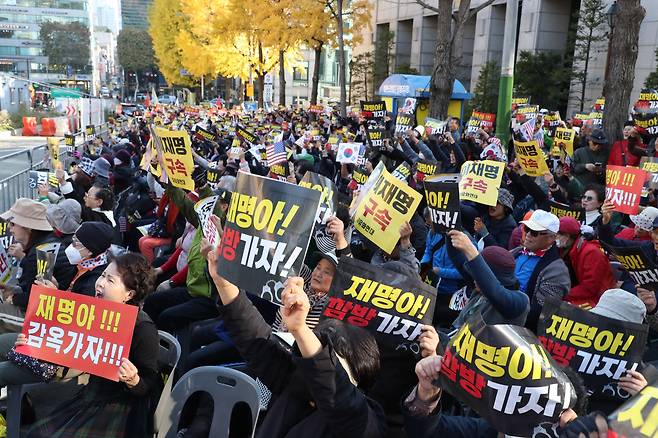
[46,137,60,169]
[353,166,422,253]
[514,140,549,177]
[139,139,162,178]
[154,127,194,190]
[553,127,575,157]
[458,160,505,206]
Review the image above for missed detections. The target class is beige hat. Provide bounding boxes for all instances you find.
[0,198,53,231]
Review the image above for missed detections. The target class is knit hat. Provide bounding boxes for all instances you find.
[92,157,111,179]
[75,222,113,256]
[114,149,132,166]
[0,198,53,231]
[590,289,646,324]
[480,246,518,289]
[46,199,81,235]
[630,207,658,232]
[558,216,581,236]
[497,188,514,211]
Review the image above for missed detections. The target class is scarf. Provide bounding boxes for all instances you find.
[68,252,109,291]
[520,247,549,257]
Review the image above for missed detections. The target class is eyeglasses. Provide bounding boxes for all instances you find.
[523,225,552,237]
[581,195,594,201]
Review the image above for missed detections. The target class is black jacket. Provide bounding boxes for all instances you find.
[68,263,107,296]
[219,290,388,438]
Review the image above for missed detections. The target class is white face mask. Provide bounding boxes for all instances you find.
[65,244,82,265]
[556,237,568,248]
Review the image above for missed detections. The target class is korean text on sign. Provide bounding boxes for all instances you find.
[458,160,505,207]
[514,140,549,177]
[16,285,138,381]
[154,127,195,191]
[352,166,422,254]
[605,165,646,215]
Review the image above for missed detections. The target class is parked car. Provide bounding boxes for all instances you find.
[158,94,176,104]
[121,103,144,116]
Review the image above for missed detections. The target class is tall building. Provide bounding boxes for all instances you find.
[0,0,90,87]
[120,0,151,29]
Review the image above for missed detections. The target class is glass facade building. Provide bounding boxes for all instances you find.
[120,0,150,29]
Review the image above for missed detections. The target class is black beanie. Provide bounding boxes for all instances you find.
[75,222,113,256]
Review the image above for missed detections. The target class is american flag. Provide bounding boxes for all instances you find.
[521,117,536,141]
[266,141,287,166]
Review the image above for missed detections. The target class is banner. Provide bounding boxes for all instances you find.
[602,243,658,290]
[538,298,648,403]
[424,117,447,137]
[322,256,436,349]
[415,159,440,181]
[553,127,575,157]
[514,140,549,177]
[605,165,646,215]
[352,165,422,253]
[154,127,195,191]
[439,315,576,437]
[336,143,364,164]
[639,157,658,190]
[36,242,60,282]
[28,171,59,189]
[360,101,386,120]
[236,125,257,144]
[194,196,220,248]
[424,180,461,232]
[216,172,321,306]
[609,381,658,437]
[194,126,217,142]
[16,285,139,381]
[458,160,506,207]
[395,113,414,135]
[47,137,60,169]
[548,201,584,222]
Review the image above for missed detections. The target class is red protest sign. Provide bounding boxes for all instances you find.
[605,165,647,215]
[15,285,139,381]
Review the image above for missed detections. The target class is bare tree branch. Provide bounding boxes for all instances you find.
[415,0,440,14]
[466,0,496,21]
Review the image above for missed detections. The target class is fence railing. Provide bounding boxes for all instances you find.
[0,122,111,213]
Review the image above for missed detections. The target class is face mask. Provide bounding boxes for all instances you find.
[556,237,568,248]
[65,244,82,265]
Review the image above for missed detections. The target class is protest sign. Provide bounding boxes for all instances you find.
[424,180,461,232]
[633,90,658,136]
[538,298,648,403]
[47,137,60,169]
[352,165,422,253]
[458,160,505,206]
[440,315,576,437]
[0,243,11,284]
[64,134,75,153]
[349,166,370,190]
[309,104,324,114]
[365,125,386,149]
[589,111,604,126]
[514,105,540,123]
[428,173,462,184]
[415,159,440,181]
[36,242,60,282]
[548,201,584,222]
[399,98,417,114]
[360,101,386,120]
[395,113,414,135]
[602,243,658,290]
[553,127,575,157]
[640,157,658,190]
[466,111,495,134]
[154,127,195,191]
[236,125,257,144]
[514,140,549,177]
[391,162,412,181]
[424,117,447,136]
[322,256,436,349]
[216,172,321,306]
[544,111,561,135]
[511,97,530,111]
[605,165,646,215]
[269,163,289,181]
[0,221,12,249]
[336,143,364,164]
[194,196,220,248]
[206,167,220,185]
[194,126,217,142]
[16,285,139,381]
[299,172,338,253]
[28,171,59,190]
[609,381,658,437]
[85,125,95,137]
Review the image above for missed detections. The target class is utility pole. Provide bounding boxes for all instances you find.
[495,0,519,146]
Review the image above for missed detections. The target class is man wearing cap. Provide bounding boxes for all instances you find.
[473,188,517,249]
[510,209,570,332]
[572,129,609,186]
[557,216,616,308]
[615,206,658,242]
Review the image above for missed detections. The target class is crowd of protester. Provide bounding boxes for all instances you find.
[0,102,656,438]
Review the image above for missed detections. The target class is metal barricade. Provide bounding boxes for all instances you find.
[0,122,111,212]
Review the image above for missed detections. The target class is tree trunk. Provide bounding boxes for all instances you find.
[603,0,645,143]
[336,0,347,118]
[580,30,592,113]
[429,0,456,118]
[279,50,286,106]
[134,73,139,102]
[257,44,265,108]
[310,42,323,105]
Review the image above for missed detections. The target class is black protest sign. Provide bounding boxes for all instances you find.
[195,126,217,142]
[640,157,658,190]
[216,173,321,306]
[0,221,12,249]
[632,89,658,136]
[268,163,289,181]
[439,315,576,437]
[28,171,58,189]
[360,101,386,121]
[602,243,658,290]
[236,125,257,144]
[548,201,584,222]
[395,113,414,135]
[64,134,75,152]
[609,381,658,437]
[365,124,386,149]
[206,168,220,184]
[350,166,370,190]
[322,256,436,348]
[538,298,648,403]
[424,117,447,136]
[415,159,440,181]
[85,125,95,136]
[299,172,338,254]
[424,181,461,232]
[391,161,412,181]
[36,242,61,282]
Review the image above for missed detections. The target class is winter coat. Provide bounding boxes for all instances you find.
[562,237,616,308]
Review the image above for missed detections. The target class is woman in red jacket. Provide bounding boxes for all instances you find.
[556,216,616,308]
[607,122,645,167]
